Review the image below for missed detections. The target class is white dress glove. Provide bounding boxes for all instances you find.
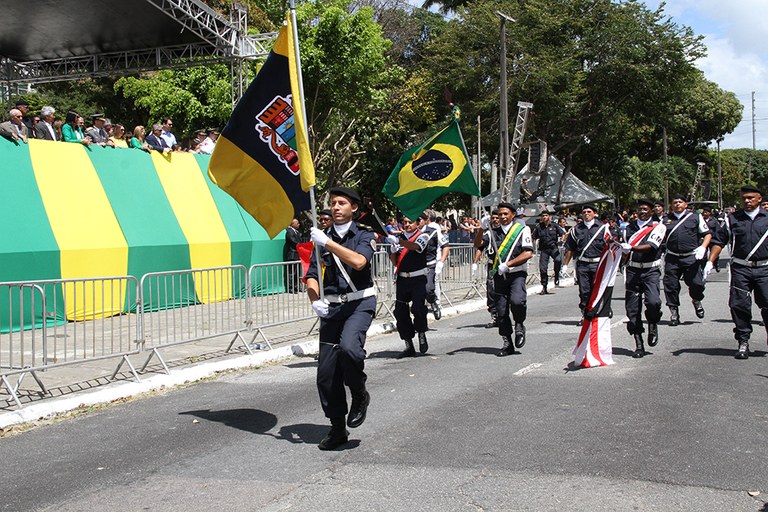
[310,227,330,247]
[471,263,478,274]
[620,243,632,254]
[435,261,444,274]
[480,215,491,230]
[311,299,329,318]
[694,245,707,260]
[702,261,714,281]
[386,234,399,245]
[497,262,510,275]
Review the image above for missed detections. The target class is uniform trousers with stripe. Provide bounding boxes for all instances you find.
[493,271,527,336]
[729,264,768,342]
[624,266,662,335]
[663,254,705,307]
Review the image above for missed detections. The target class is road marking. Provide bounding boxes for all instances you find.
[514,363,542,376]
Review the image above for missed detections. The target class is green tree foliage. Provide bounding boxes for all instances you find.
[715,149,768,206]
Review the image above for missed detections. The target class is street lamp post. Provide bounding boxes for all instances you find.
[497,11,515,195]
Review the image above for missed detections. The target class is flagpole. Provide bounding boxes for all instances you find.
[289,0,323,300]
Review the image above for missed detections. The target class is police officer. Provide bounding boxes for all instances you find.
[491,202,534,356]
[318,208,333,230]
[621,199,667,358]
[708,185,768,359]
[532,210,566,294]
[418,209,449,320]
[387,216,431,358]
[563,204,610,324]
[653,199,668,223]
[306,187,377,450]
[473,210,500,327]
[701,206,721,272]
[662,194,712,326]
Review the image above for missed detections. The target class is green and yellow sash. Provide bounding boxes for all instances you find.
[492,223,525,276]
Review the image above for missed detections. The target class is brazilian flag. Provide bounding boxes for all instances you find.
[383,110,480,220]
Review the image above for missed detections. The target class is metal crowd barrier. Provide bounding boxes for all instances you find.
[0,276,140,407]
[139,266,249,375]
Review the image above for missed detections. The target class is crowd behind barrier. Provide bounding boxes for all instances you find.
[0,245,562,408]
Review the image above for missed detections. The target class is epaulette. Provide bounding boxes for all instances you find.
[356,223,374,232]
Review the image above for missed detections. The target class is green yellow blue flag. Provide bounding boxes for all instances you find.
[383,109,480,220]
[208,14,315,239]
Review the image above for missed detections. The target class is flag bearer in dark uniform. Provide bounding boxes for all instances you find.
[621,199,667,358]
[307,187,377,450]
[532,210,566,294]
[708,185,768,359]
[563,204,610,324]
[662,194,712,326]
[387,216,431,358]
[473,210,500,328]
[419,209,450,320]
[491,203,534,356]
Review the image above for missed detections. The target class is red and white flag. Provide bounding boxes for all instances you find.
[572,242,623,368]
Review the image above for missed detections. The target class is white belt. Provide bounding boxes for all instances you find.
[577,257,600,263]
[628,260,661,269]
[399,268,428,278]
[666,249,695,257]
[732,258,768,267]
[324,287,376,304]
[426,260,437,266]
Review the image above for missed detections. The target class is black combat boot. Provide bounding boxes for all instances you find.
[485,313,498,329]
[693,300,705,319]
[632,333,646,358]
[318,417,349,450]
[397,339,416,359]
[496,335,515,357]
[347,388,370,428]
[669,306,680,326]
[514,323,526,348]
[735,340,750,360]
[418,331,428,354]
[647,323,659,347]
[539,272,550,294]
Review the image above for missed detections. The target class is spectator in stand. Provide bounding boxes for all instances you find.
[385,217,401,236]
[130,125,151,152]
[62,112,91,145]
[53,119,63,140]
[86,114,114,147]
[0,108,28,143]
[34,106,58,141]
[110,124,128,148]
[160,117,178,150]
[146,123,170,153]
[194,129,217,154]
[14,100,34,135]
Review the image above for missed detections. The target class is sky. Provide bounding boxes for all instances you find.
[642,0,768,150]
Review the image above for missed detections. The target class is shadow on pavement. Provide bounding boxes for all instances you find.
[455,323,492,329]
[271,423,361,450]
[283,361,318,369]
[180,408,277,434]
[368,350,411,359]
[672,348,768,357]
[446,347,500,356]
[612,347,637,358]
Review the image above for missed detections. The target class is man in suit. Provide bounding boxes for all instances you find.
[283,217,302,293]
[145,124,170,153]
[0,109,28,143]
[34,106,58,141]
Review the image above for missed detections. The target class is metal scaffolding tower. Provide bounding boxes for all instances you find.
[500,101,533,202]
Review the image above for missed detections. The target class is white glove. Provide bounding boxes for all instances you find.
[435,261,444,275]
[694,245,707,260]
[311,299,329,318]
[620,243,632,254]
[386,234,399,245]
[702,261,714,281]
[480,215,491,230]
[310,227,330,247]
[497,262,510,275]
[471,263,478,274]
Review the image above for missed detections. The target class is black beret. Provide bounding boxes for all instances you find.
[539,209,552,216]
[497,202,515,212]
[671,194,687,201]
[636,198,654,207]
[581,204,597,212]
[653,199,664,207]
[701,205,712,212]
[740,185,762,195]
[318,209,332,216]
[328,186,361,204]
[14,99,29,107]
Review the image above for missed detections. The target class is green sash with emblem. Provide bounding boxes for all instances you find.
[491,223,524,276]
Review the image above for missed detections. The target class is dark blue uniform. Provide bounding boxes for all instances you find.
[491,223,534,345]
[393,230,431,345]
[624,220,667,336]
[479,230,497,320]
[532,220,566,291]
[712,208,768,347]
[565,221,609,314]
[306,222,377,420]
[662,211,710,313]
[422,223,449,310]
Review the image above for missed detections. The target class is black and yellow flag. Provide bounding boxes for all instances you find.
[383,110,480,219]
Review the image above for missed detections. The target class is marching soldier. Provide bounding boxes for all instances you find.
[532,210,566,294]
[653,199,668,223]
[419,210,450,320]
[708,185,768,359]
[473,210,500,327]
[662,195,712,326]
[621,199,667,358]
[306,187,376,450]
[491,203,534,356]
[563,204,610,324]
[701,206,721,272]
[387,216,432,358]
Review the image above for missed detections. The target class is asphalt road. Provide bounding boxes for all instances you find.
[1,269,767,511]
